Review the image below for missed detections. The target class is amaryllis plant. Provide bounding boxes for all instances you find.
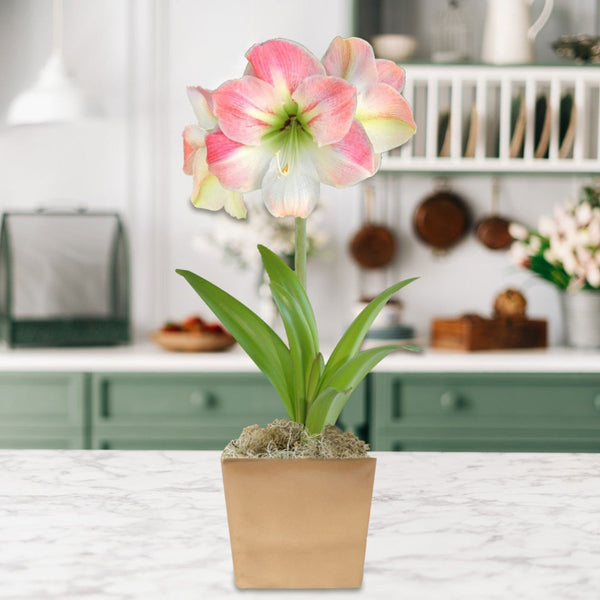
[509,185,600,291]
[177,36,417,435]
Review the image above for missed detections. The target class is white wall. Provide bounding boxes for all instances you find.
[0,0,593,346]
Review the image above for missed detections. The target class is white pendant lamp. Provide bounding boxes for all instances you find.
[6,0,94,126]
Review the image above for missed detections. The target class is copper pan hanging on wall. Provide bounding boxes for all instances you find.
[413,180,470,254]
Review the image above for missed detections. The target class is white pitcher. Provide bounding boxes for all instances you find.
[481,0,554,64]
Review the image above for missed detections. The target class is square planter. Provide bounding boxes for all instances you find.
[221,456,377,588]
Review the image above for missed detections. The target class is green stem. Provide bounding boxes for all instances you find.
[295,217,307,289]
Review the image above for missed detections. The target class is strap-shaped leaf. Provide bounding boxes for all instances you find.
[305,387,352,435]
[269,281,308,422]
[322,277,418,385]
[176,269,295,419]
[258,245,319,355]
[305,352,324,407]
[325,345,401,393]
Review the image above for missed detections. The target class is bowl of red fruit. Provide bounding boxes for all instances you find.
[151,316,236,352]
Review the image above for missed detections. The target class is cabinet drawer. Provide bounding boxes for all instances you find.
[92,373,285,424]
[0,373,84,427]
[374,374,600,429]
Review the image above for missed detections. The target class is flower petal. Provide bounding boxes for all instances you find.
[183,125,206,174]
[311,120,377,187]
[356,83,416,153]
[187,86,217,130]
[205,129,273,193]
[293,75,356,147]
[246,39,324,98]
[212,76,282,146]
[375,59,405,92]
[262,155,320,218]
[192,172,247,219]
[321,36,378,91]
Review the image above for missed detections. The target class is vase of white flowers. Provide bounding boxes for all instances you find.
[509,185,600,348]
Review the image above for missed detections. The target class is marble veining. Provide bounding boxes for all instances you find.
[0,450,599,599]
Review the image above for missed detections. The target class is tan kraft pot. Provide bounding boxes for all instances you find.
[221,456,377,589]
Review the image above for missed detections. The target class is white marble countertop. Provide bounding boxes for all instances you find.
[0,343,599,372]
[1,450,599,599]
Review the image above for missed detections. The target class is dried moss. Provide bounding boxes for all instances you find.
[222,419,369,459]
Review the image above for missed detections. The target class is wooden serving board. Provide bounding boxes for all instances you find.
[431,315,547,351]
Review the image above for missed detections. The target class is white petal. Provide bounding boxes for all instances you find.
[261,156,320,218]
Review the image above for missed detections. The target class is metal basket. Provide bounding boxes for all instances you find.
[0,209,130,347]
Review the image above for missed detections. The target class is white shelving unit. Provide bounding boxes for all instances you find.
[383,64,600,174]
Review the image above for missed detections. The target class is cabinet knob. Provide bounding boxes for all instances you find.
[440,391,459,412]
[593,395,600,412]
[189,391,218,409]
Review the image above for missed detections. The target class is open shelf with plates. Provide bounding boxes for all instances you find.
[383,63,600,174]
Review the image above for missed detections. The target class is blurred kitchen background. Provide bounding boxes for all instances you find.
[1,0,599,348]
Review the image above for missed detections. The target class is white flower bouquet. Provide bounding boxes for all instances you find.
[510,185,600,291]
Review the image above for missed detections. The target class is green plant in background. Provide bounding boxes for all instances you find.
[179,36,417,435]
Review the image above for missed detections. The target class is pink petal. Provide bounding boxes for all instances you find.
[246,39,324,97]
[356,83,416,153]
[375,59,405,92]
[311,120,377,187]
[183,125,206,174]
[212,76,281,146]
[292,76,356,146]
[205,129,273,193]
[262,156,320,218]
[321,36,378,91]
[187,86,217,130]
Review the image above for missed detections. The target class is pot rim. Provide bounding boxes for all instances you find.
[221,455,376,463]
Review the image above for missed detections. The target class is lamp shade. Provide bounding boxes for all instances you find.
[6,53,93,126]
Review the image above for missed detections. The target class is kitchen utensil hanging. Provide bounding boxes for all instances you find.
[475,177,513,250]
[350,182,396,269]
[413,179,470,254]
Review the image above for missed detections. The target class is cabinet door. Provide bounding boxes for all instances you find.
[0,373,85,449]
[371,373,600,452]
[90,373,367,450]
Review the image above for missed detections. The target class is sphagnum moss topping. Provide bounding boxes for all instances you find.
[222,419,369,459]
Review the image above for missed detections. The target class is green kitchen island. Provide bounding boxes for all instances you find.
[0,345,598,452]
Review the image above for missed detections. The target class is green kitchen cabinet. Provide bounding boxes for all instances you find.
[89,373,367,450]
[370,373,600,452]
[0,373,86,449]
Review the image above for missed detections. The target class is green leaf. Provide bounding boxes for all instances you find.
[305,352,324,407]
[258,245,319,354]
[269,281,309,422]
[306,345,401,434]
[176,269,295,419]
[326,345,400,395]
[305,387,352,435]
[400,344,422,353]
[322,277,418,386]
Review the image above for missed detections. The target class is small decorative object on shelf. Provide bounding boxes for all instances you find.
[431,0,470,63]
[481,0,553,64]
[509,184,600,348]
[431,289,547,352]
[553,34,600,64]
[177,36,417,588]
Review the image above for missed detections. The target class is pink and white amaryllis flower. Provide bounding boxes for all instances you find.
[183,87,247,219]
[322,36,416,156]
[205,38,393,218]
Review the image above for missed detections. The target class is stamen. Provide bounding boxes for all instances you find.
[275,151,289,176]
